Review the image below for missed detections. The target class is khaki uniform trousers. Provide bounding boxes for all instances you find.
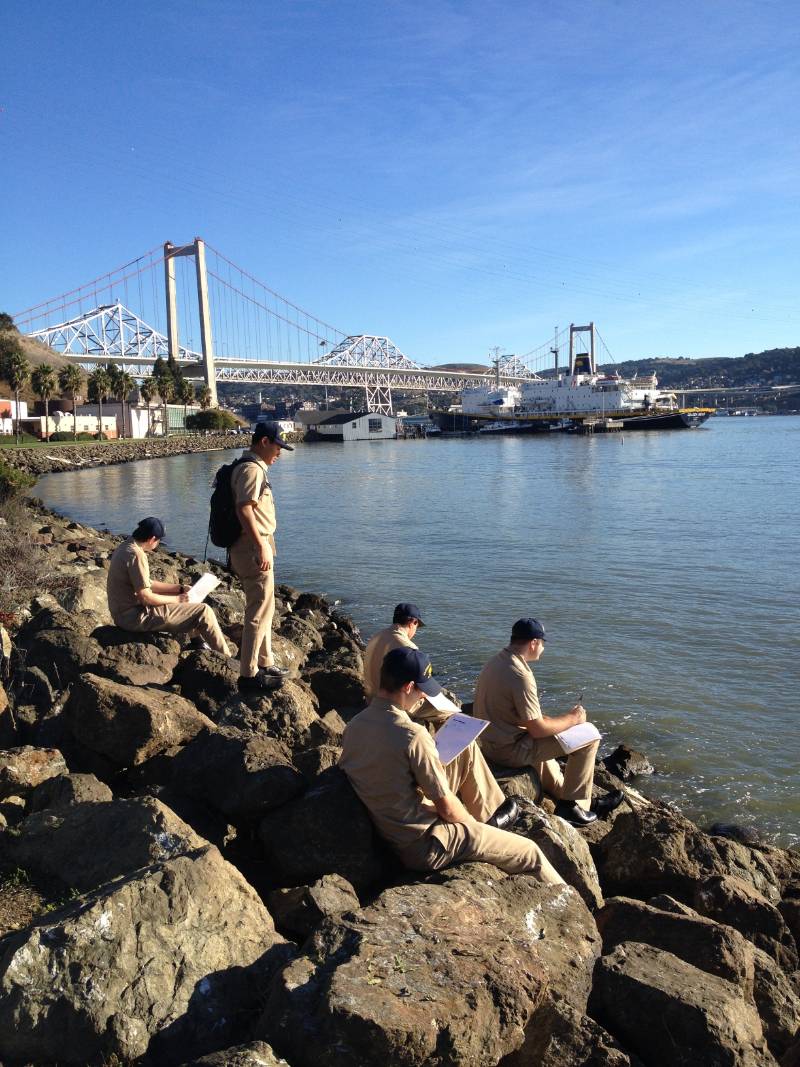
[504,733,599,811]
[229,536,275,677]
[398,742,564,883]
[114,603,231,655]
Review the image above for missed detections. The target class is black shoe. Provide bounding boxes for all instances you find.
[554,800,598,827]
[260,664,291,677]
[487,796,521,831]
[238,673,283,694]
[591,789,625,817]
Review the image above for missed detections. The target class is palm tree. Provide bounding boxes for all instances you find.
[155,372,175,436]
[196,383,212,411]
[58,365,84,442]
[30,363,57,441]
[176,377,194,432]
[106,364,134,439]
[139,377,158,437]
[2,340,30,444]
[87,367,112,440]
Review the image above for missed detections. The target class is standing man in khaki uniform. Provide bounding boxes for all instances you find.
[341,648,563,881]
[107,516,232,654]
[474,618,623,827]
[229,422,293,694]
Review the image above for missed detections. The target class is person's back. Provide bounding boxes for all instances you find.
[474,647,539,764]
[362,603,424,698]
[107,538,149,624]
[340,697,445,854]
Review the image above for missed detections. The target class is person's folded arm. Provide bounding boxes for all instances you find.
[433,790,471,825]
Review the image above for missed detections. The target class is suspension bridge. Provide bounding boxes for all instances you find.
[13,238,596,415]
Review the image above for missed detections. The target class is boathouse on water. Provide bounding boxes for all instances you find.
[313,411,398,442]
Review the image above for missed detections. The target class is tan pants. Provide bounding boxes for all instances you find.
[500,733,599,810]
[399,743,564,883]
[114,603,231,655]
[229,537,275,677]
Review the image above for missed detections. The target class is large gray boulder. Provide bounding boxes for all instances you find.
[65,673,213,768]
[267,874,361,940]
[260,867,585,1066]
[171,647,240,717]
[0,846,291,1066]
[93,628,182,686]
[0,797,205,892]
[14,626,102,690]
[171,726,305,820]
[693,875,799,971]
[258,767,387,891]
[178,1043,290,1066]
[594,804,743,903]
[589,942,775,1067]
[0,746,67,800]
[517,807,603,909]
[751,945,800,1059]
[596,895,755,987]
[27,771,113,813]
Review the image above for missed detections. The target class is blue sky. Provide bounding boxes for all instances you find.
[2,0,798,367]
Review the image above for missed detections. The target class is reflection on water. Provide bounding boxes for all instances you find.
[34,418,800,845]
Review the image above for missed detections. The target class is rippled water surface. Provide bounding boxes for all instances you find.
[34,417,800,845]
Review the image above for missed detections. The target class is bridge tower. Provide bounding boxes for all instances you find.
[569,323,595,376]
[164,239,217,406]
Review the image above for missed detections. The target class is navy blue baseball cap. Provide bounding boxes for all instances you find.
[132,516,166,541]
[393,602,425,627]
[511,618,546,642]
[383,648,442,696]
[253,421,294,450]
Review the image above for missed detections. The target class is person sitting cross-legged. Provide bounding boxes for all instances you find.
[474,617,624,827]
[106,516,233,656]
[340,647,564,882]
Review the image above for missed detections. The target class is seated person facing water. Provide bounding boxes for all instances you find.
[340,647,563,883]
[363,601,454,728]
[106,516,232,656]
[474,617,623,827]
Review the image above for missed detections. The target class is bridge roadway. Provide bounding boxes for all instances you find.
[66,352,528,393]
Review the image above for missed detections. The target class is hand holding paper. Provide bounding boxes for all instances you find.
[186,573,221,603]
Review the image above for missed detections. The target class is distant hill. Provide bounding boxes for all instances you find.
[597,347,800,389]
[0,324,79,402]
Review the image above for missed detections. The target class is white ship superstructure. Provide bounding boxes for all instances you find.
[461,384,523,415]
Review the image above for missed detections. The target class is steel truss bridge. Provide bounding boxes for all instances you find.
[18,238,564,415]
[27,305,539,414]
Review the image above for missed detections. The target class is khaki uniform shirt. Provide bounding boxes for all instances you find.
[231,451,276,553]
[474,648,541,764]
[363,625,417,698]
[339,697,451,852]
[107,538,151,620]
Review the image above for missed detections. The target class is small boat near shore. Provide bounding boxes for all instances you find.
[433,323,713,434]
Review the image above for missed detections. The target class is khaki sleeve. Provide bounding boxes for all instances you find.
[127,551,150,592]
[232,462,264,508]
[407,729,450,801]
[512,670,542,722]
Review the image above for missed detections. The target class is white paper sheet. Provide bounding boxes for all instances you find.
[186,573,221,603]
[554,721,602,754]
[434,713,489,765]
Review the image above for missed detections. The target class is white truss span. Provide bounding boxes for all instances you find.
[316,335,420,370]
[26,309,532,415]
[28,303,201,364]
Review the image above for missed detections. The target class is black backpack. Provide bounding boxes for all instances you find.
[208,457,264,548]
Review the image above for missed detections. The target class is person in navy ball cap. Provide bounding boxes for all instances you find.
[340,647,564,882]
[474,617,624,827]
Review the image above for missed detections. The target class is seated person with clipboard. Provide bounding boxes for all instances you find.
[340,648,564,883]
[474,618,623,828]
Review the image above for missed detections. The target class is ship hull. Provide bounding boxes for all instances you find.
[617,409,712,430]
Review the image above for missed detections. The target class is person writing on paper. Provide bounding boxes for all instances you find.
[362,602,454,728]
[107,516,233,655]
[474,618,623,827]
[340,647,563,882]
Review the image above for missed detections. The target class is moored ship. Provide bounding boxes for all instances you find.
[435,324,713,432]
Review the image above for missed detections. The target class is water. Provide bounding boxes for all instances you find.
[33,418,800,846]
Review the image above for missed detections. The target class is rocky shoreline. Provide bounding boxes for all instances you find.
[0,432,305,478]
[0,499,798,1066]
